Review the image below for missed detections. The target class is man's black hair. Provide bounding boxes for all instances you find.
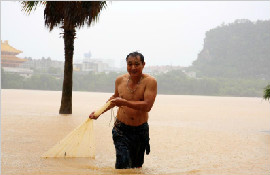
[126,51,144,63]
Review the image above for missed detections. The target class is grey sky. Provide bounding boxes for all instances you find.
[1,1,270,67]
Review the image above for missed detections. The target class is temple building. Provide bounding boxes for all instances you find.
[1,40,27,67]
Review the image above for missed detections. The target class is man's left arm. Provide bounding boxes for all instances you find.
[111,78,157,112]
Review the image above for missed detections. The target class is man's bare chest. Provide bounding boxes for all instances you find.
[118,82,145,101]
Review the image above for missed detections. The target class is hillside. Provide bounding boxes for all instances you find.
[192,19,270,79]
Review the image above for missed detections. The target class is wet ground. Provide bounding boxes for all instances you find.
[1,89,270,175]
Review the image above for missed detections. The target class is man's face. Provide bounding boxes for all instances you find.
[126,56,145,77]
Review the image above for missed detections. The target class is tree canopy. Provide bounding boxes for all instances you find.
[192,19,270,80]
[263,85,270,101]
[21,1,107,114]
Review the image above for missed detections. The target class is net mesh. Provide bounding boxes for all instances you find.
[42,118,95,158]
[42,101,112,158]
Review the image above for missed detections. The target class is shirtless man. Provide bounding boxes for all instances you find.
[89,51,157,169]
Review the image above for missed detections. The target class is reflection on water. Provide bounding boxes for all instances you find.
[1,89,270,175]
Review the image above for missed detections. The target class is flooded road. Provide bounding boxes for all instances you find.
[1,89,270,174]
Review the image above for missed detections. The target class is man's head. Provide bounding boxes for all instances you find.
[126,51,145,77]
[126,51,145,64]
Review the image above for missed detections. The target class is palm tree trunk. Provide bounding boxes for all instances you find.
[59,24,76,114]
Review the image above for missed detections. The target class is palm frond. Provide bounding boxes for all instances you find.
[263,84,270,101]
[79,1,107,28]
[44,1,107,31]
[21,1,46,15]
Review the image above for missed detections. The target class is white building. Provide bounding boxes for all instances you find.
[81,58,115,72]
[19,57,64,71]
[2,67,33,78]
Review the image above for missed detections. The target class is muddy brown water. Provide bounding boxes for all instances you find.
[1,89,270,175]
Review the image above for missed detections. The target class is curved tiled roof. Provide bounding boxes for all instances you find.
[1,40,22,54]
[1,55,27,62]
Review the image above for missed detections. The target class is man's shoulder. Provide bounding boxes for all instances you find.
[143,74,157,83]
[115,74,129,83]
[143,74,157,94]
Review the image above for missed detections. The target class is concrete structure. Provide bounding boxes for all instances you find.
[81,58,98,72]
[81,58,115,73]
[20,57,64,71]
[2,67,33,78]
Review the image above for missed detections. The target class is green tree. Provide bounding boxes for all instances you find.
[192,19,270,79]
[21,1,107,114]
[263,84,270,101]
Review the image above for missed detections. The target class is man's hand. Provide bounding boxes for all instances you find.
[89,111,99,120]
[107,96,116,102]
[111,97,127,107]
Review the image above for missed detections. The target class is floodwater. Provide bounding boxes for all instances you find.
[1,89,270,175]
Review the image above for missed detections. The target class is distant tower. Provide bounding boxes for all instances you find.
[84,51,92,59]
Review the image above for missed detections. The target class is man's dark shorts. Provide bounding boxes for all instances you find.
[112,119,150,169]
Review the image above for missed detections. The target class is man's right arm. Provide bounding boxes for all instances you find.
[89,76,121,119]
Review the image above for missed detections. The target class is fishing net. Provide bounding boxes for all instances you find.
[42,101,111,158]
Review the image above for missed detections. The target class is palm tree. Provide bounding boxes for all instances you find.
[263,84,270,101]
[21,1,107,114]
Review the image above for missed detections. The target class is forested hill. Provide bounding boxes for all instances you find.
[192,19,270,79]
